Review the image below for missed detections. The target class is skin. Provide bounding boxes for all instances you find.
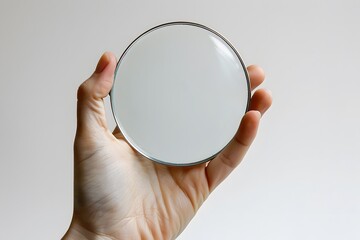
[62,52,272,240]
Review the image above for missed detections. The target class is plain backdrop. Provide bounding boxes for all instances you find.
[0,0,359,239]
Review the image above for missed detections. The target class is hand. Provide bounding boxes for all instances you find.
[63,52,272,240]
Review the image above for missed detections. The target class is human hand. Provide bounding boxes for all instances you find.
[63,52,272,240]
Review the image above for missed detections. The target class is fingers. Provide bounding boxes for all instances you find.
[76,52,117,137]
[206,111,261,192]
[247,65,272,115]
[78,52,117,100]
[249,89,273,115]
[247,65,265,91]
[205,65,271,191]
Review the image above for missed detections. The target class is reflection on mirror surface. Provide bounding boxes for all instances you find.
[111,22,250,165]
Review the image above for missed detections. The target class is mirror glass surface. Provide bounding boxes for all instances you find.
[111,22,250,165]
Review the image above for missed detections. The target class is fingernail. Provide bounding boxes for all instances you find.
[95,53,110,73]
[265,89,272,97]
[254,110,261,118]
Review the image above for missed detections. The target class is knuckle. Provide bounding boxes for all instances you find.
[77,81,91,100]
[218,153,236,169]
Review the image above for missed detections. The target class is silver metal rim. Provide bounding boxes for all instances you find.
[110,21,251,166]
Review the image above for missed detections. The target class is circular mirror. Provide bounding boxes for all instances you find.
[110,22,250,166]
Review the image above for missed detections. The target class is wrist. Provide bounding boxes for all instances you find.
[62,220,109,240]
[62,214,172,240]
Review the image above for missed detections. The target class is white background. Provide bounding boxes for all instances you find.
[0,0,359,239]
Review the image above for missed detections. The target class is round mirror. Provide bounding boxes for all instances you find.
[110,22,250,166]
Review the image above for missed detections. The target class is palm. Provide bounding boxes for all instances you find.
[74,130,210,239]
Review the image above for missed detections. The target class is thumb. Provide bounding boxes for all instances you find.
[76,52,117,138]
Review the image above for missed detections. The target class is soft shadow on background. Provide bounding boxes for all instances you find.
[0,0,359,239]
